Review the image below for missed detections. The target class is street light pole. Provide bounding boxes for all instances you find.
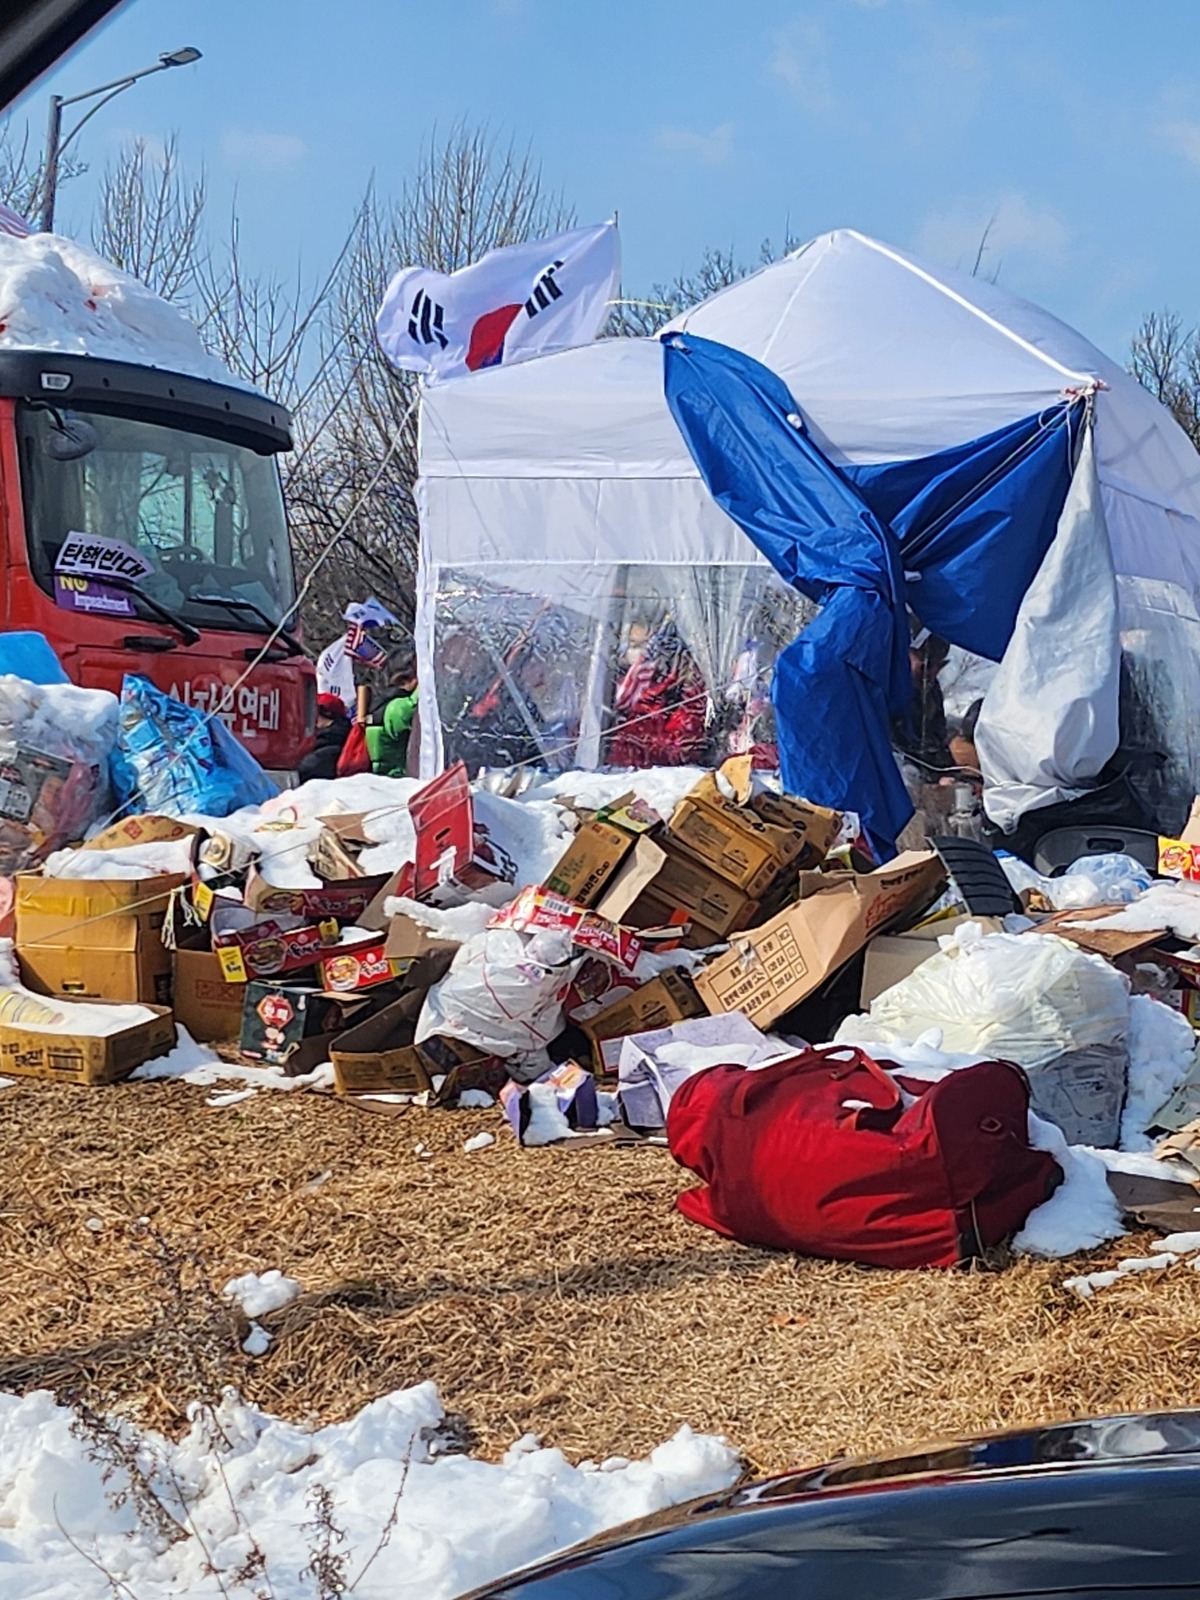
[38,46,202,234]
[41,92,63,235]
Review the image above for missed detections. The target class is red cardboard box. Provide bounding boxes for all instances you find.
[410,762,517,904]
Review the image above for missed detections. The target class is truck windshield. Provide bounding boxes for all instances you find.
[16,403,297,634]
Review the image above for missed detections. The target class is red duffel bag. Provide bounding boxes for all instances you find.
[667,1044,1061,1269]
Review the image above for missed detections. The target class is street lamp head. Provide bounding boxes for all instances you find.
[159,47,202,68]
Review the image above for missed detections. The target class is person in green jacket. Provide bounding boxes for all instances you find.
[366,658,419,777]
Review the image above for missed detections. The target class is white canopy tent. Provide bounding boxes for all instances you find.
[415,229,1200,827]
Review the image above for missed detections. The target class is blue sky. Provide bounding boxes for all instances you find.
[10,0,1200,361]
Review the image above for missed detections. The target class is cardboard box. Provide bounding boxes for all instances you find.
[210,902,342,983]
[84,815,200,852]
[410,761,517,904]
[329,988,487,1095]
[543,819,640,907]
[580,968,708,1073]
[1031,907,1167,961]
[383,914,461,968]
[240,980,380,1074]
[15,871,185,1005]
[241,868,392,922]
[667,759,840,895]
[618,1012,790,1130]
[622,843,760,939]
[317,939,400,993]
[696,850,946,1029]
[593,836,668,924]
[542,793,662,908]
[173,937,245,1043]
[501,1061,598,1140]
[1157,797,1200,880]
[0,1001,175,1085]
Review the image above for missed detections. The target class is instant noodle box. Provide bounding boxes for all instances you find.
[210,902,342,983]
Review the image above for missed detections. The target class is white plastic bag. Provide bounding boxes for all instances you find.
[998,851,1148,911]
[849,922,1130,1146]
[415,926,583,1057]
[858,923,1129,1066]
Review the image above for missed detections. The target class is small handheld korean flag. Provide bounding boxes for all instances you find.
[376,221,619,381]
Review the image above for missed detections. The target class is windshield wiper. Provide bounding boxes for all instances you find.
[190,594,306,657]
[103,577,202,646]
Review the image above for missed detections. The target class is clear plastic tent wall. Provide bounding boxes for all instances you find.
[415,230,1200,829]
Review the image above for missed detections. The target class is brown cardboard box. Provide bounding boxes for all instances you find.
[593,836,669,924]
[383,914,461,967]
[668,761,840,895]
[15,871,185,1005]
[580,968,708,1073]
[0,1001,175,1085]
[1030,907,1167,961]
[543,820,640,906]
[623,843,760,939]
[83,815,200,852]
[859,914,1000,1007]
[696,850,946,1028]
[330,988,487,1095]
[173,937,245,1043]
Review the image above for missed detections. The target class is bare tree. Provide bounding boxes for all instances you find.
[1130,308,1200,450]
[282,123,578,646]
[0,119,84,223]
[91,136,207,301]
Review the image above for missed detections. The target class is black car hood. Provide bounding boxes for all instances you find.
[466,1411,1200,1599]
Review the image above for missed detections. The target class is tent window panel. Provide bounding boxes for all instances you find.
[1115,575,1200,837]
[430,563,816,774]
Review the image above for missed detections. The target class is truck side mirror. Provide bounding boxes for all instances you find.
[44,413,98,462]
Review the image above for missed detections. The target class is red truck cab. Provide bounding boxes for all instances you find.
[0,349,314,772]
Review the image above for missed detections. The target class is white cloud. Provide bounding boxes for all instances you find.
[220,128,307,173]
[1161,116,1200,167]
[768,17,835,115]
[915,191,1071,276]
[657,121,734,165]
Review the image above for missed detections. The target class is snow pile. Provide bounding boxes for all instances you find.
[223,1269,301,1318]
[1069,879,1200,943]
[0,232,240,383]
[1013,1113,1126,1257]
[525,766,707,821]
[1122,996,1197,1152]
[0,1383,740,1599]
[1066,1230,1200,1297]
[43,834,197,880]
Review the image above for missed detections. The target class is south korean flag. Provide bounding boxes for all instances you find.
[375,221,619,381]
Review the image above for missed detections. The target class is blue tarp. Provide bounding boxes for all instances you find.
[662,332,1082,858]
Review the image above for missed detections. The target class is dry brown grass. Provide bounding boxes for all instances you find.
[2,1077,1200,1476]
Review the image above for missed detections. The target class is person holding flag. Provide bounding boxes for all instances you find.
[316,597,398,712]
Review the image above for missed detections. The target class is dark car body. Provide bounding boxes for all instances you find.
[464,1412,1200,1599]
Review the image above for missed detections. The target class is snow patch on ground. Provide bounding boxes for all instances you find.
[0,1384,740,1599]
[132,1029,334,1097]
[223,1269,301,1318]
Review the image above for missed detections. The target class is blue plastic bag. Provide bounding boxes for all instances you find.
[111,674,278,819]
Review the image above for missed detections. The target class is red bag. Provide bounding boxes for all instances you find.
[336,686,372,778]
[667,1045,1061,1269]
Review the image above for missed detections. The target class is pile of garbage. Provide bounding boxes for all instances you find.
[8,668,1200,1268]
